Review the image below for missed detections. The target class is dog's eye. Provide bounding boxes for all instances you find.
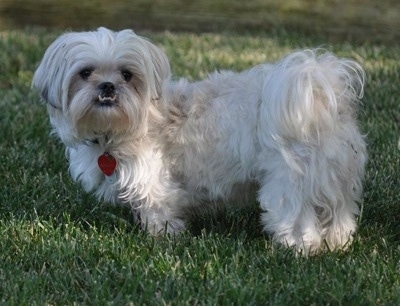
[121,70,133,82]
[79,68,93,80]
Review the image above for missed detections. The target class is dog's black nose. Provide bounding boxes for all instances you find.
[98,82,115,96]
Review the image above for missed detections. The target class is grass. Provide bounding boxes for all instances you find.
[1,26,400,305]
[1,0,400,44]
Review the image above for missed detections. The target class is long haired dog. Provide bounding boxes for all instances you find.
[33,27,366,254]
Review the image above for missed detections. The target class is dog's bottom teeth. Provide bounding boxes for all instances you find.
[98,95,117,102]
[97,95,117,106]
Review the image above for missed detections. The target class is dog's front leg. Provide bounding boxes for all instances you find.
[139,201,186,235]
[129,166,188,235]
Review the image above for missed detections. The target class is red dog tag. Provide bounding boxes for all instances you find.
[98,152,117,176]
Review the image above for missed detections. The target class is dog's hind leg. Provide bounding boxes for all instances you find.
[257,133,364,255]
[256,50,366,254]
[257,151,323,254]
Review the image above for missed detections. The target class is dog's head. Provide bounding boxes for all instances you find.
[33,27,171,144]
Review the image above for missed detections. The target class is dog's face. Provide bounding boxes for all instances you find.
[33,27,171,144]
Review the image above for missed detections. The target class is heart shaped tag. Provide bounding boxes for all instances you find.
[98,152,117,176]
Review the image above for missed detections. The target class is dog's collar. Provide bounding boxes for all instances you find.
[88,138,100,145]
[84,133,109,146]
[47,101,62,110]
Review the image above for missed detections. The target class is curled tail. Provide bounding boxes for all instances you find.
[260,49,365,143]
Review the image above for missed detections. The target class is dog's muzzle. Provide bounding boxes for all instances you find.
[97,82,117,106]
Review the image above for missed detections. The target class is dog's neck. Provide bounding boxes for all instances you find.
[85,133,110,146]
[83,131,161,156]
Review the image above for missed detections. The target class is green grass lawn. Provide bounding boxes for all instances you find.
[1,0,399,44]
[1,27,400,305]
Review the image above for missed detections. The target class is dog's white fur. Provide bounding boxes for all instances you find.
[33,27,366,254]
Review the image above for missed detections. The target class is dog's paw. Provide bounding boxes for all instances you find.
[145,218,186,235]
[273,228,354,256]
[270,230,323,256]
[137,209,186,235]
[323,222,356,252]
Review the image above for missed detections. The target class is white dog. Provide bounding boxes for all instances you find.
[33,27,366,254]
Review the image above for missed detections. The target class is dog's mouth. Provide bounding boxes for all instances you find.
[96,94,118,107]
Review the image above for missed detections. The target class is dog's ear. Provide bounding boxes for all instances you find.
[114,29,171,101]
[142,39,171,99]
[32,33,73,111]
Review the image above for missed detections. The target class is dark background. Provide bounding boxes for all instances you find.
[1,0,399,44]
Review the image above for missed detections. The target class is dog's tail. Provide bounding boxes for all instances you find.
[259,49,365,144]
